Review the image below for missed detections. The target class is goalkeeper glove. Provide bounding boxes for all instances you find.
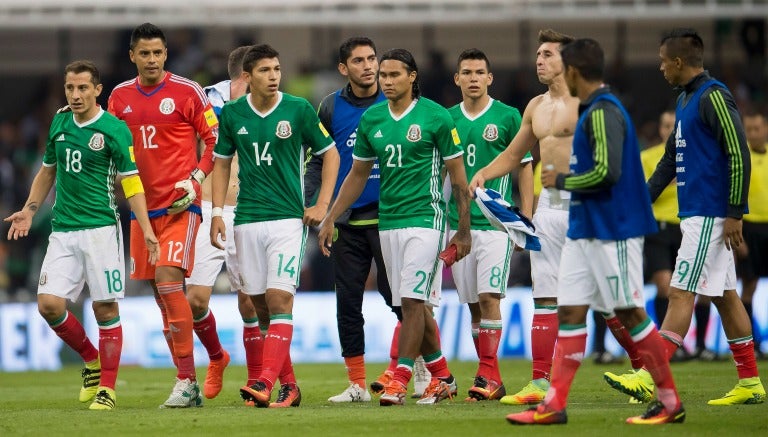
[168,168,205,214]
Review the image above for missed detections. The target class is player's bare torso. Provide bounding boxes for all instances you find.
[530,91,579,174]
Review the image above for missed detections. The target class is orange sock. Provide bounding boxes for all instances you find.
[157,282,195,380]
[345,355,366,387]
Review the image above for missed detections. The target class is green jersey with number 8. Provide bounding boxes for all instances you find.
[353,97,463,231]
[43,108,137,232]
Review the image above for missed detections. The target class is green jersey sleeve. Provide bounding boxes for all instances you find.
[302,101,335,155]
[213,105,236,158]
[110,121,138,175]
[436,111,463,160]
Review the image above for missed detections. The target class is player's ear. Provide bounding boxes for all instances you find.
[94,83,103,97]
[338,62,348,77]
[454,72,460,86]
[487,72,494,86]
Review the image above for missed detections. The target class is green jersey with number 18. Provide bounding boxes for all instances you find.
[43,108,137,232]
[354,97,463,231]
[214,92,335,225]
[447,98,530,230]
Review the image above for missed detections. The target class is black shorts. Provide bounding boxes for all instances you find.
[644,221,682,278]
[737,221,768,280]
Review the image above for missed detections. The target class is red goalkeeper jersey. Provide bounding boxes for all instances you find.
[108,72,218,212]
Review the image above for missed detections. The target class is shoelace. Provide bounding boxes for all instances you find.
[641,401,665,418]
[423,380,453,400]
[275,385,293,402]
[94,390,115,408]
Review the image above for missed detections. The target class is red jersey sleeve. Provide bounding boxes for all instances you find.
[184,90,218,175]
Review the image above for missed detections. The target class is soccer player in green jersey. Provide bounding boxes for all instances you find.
[5,60,158,411]
[319,48,472,406]
[448,48,533,402]
[210,44,340,408]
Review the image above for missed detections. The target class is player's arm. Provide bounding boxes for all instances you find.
[304,145,340,227]
[517,160,534,219]
[701,86,751,249]
[210,155,233,250]
[544,103,624,193]
[305,94,334,205]
[318,158,373,256]
[446,155,472,260]
[122,174,159,265]
[5,165,56,240]
[469,97,539,195]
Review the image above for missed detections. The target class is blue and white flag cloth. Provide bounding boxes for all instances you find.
[474,187,541,251]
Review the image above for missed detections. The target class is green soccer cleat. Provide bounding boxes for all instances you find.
[603,369,654,403]
[500,379,549,405]
[89,387,116,411]
[79,359,101,403]
[707,378,766,405]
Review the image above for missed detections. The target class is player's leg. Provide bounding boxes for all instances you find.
[89,301,120,410]
[693,295,716,360]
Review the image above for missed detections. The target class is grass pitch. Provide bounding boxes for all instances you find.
[1,359,766,436]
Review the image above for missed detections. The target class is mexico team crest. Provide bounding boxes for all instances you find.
[406,124,422,142]
[276,121,292,139]
[483,124,499,141]
[159,98,175,115]
[88,133,105,151]
[39,272,47,286]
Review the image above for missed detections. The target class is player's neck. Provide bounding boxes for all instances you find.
[547,75,569,98]
[74,106,101,124]
[462,94,490,116]
[138,71,166,87]
[250,93,279,113]
[388,95,414,116]
[349,82,378,99]
[230,79,248,100]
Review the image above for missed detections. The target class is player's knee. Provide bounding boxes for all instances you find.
[37,296,65,323]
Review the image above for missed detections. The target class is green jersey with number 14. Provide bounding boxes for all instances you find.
[43,108,137,232]
[354,97,463,231]
[447,98,530,230]
[214,92,335,225]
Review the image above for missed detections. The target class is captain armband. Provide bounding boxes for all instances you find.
[121,174,145,198]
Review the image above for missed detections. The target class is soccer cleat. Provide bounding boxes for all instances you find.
[269,383,301,408]
[500,379,549,405]
[328,382,372,403]
[416,376,457,405]
[506,404,567,425]
[411,356,431,398]
[89,387,116,411]
[626,400,685,424]
[203,350,230,399]
[603,369,654,403]
[707,379,766,405]
[467,375,507,401]
[240,380,271,408]
[79,363,101,402]
[379,380,407,406]
[370,370,393,395]
[161,378,203,408]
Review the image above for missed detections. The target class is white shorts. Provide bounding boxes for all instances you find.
[450,229,511,304]
[38,225,125,302]
[234,218,306,295]
[670,216,737,296]
[380,228,443,307]
[187,201,241,291]
[530,191,570,299]
[557,237,646,314]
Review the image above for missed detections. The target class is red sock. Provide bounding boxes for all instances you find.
[632,320,680,412]
[531,307,558,381]
[423,351,451,379]
[478,319,502,382]
[98,320,122,389]
[471,322,481,358]
[259,315,293,392]
[546,327,587,411]
[243,320,263,386]
[345,355,366,387]
[50,311,98,363]
[393,358,414,387]
[157,282,195,380]
[605,315,643,369]
[387,321,401,373]
[278,351,297,386]
[659,329,684,361]
[154,295,177,368]
[193,309,223,361]
[729,338,759,379]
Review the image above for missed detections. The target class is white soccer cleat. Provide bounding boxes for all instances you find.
[412,356,431,398]
[327,382,372,403]
[160,378,203,408]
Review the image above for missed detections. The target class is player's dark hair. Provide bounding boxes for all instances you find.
[242,44,280,74]
[339,37,377,64]
[227,45,251,80]
[456,48,491,72]
[561,38,604,82]
[64,60,101,86]
[380,48,420,98]
[538,29,575,45]
[130,23,166,50]
[660,28,704,68]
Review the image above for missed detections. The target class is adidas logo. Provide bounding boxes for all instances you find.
[374,130,383,138]
[56,134,66,141]
[237,126,249,135]
[122,105,132,114]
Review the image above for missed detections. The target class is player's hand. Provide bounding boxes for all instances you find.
[4,210,32,240]
[468,172,486,198]
[541,165,557,188]
[303,204,327,227]
[210,216,227,250]
[723,217,743,251]
[168,178,199,214]
[144,231,159,265]
[317,219,335,257]
[448,229,472,262]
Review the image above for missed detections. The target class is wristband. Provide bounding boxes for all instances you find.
[211,207,224,217]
